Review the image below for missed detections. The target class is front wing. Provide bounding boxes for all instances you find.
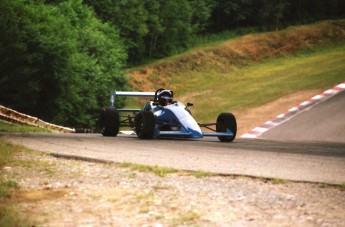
[156,129,234,138]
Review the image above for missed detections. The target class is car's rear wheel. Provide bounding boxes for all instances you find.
[216,112,237,142]
[100,107,120,137]
[135,111,155,139]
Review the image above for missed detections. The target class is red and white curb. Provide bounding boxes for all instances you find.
[241,82,345,139]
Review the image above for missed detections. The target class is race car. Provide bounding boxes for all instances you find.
[100,88,237,142]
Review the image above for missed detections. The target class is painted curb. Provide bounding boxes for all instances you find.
[240,82,345,139]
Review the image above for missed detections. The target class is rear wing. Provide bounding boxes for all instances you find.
[110,90,155,112]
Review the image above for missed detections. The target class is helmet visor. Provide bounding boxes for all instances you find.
[161,95,172,101]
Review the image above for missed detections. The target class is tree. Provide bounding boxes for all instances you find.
[209,0,261,31]
[84,0,214,62]
[84,0,149,64]
[0,0,127,128]
[143,0,164,58]
[189,0,215,34]
[258,0,289,30]
[153,0,193,56]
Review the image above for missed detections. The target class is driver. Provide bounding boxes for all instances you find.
[157,90,173,106]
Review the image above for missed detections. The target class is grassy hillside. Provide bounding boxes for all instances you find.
[174,45,345,120]
[126,20,345,126]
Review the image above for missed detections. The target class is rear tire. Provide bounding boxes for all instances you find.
[135,111,155,139]
[216,113,237,142]
[100,107,120,137]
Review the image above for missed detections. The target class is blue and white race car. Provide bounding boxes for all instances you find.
[100,88,237,142]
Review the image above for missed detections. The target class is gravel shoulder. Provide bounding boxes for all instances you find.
[2,149,345,226]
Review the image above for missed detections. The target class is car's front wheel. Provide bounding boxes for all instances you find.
[100,107,120,137]
[135,111,155,139]
[216,112,237,142]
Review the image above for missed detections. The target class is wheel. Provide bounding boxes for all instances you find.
[216,112,237,142]
[100,107,120,137]
[135,111,155,139]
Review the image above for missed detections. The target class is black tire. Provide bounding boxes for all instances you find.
[135,111,155,139]
[100,107,120,137]
[216,112,237,142]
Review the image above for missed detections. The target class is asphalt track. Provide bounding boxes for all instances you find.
[1,90,345,185]
[261,89,345,143]
[2,132,344,185]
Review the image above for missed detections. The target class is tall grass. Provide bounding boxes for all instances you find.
[192,26,260,48]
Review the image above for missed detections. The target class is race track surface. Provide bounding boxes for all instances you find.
[2,133,345,184]
[2,87,345,185]
[260,90,345,143]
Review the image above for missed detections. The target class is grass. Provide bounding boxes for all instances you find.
[117,162,219,178]
[0,139,57,225]
[0,206,34,227]
[340,183,345,191]
[0,139,36,226]
[0,139,22,168]
[191,170,216,178]
[0,120,51,133]
[170,44,345,122]
[271,178,288,184]
[192,26,261,48]
[127,20,345,122]
[0,138,55,174]
[117,162,178,177]
[0,179,19,199]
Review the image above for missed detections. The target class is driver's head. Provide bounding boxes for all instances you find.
[158,90,173,106]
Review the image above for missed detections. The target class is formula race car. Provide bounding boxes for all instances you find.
[100,88,237,142]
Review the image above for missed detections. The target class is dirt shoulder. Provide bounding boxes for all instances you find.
[2,147,345,226]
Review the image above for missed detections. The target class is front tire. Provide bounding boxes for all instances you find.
[216,113,237,142]
[135,111,155,139]
[100,107,120,137]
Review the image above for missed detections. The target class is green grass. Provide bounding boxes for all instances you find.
[0,206,34,227]
[0,120,51,133]
[171,44,345,122]
[127,20,345,123]
[191,170,216,178]
[117,162,178,177]
[0,139,54,225]
[117,162,218,178]
[0,179,19,199]
[0,139,23,169]
[271,178,288,184]
[0,139,36,226]
[0,138,53,170]
[192,26,260,48]
[340,183,345,191]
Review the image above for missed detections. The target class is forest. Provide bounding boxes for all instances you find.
[1,0,344,129]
